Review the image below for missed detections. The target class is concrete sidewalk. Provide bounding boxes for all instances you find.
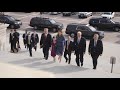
[0,40,120,78]
[0,62,55,78]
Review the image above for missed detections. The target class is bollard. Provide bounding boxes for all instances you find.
[110,56,116,73]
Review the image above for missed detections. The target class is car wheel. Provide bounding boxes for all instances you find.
[11,25,14,29]
[70,33,75,38]
[114,27,120,32]
[34,26,38,30]
[52,28,57,32]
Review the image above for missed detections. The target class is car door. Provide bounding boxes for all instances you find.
[99,19,108,29]
[44,20,52,28]
[100,19,113,30]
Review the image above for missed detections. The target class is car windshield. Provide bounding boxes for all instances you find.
[88,26,96,31]
[50,19,56,24]
[8,16,16,21]
[103,12,111,15]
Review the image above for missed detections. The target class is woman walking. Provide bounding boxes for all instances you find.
[56,30,65,63]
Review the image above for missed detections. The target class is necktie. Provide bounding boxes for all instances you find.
[94,40,97,47]
[77,38,80,44]
[67,41,69,50]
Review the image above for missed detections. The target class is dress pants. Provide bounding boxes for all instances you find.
[75,52,84,66]
[43,46,49,60]
[28,44,32,57]
[64,50,71,64]
[91,53,99,69]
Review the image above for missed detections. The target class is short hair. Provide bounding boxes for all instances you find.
[77,31,82,35]
[44,28,48,30]
[94,33,99,36]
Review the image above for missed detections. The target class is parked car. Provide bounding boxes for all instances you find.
[29,17,63,32]
[89,17,120,32]
[0,15,22,29]
[50,12,61,15]
[101,12,115,19]
[78,12,92,18]
[65,23,104,39]
[62,12,76,16]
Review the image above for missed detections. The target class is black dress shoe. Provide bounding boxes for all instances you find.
[81,63,83,67]
[93,67,96,69]
[45,57,48,60]
[77,65,80,67]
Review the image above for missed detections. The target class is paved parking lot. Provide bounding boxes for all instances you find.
[1,12,120,78]
[5,12,120,44]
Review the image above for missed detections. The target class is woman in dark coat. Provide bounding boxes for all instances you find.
[56,30,65,63]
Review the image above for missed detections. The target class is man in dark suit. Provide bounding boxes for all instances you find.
[74,31,86,67]
[26,32,33,57]
[40,28,52,60]
[31,31,39,51]
[13,29,19,53]
[9,29,14,53]
[22,30,28,49]
[64,35,73,64]
[88,33,103,69]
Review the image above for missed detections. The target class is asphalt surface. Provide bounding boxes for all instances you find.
[5,12,120,44]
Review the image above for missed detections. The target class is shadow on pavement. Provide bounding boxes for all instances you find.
[115,40,120,44]
[8,58,43,65]
[117,35,120,38]
[23,61,54,68]
[17,50,28,54]
[40,65,89,74]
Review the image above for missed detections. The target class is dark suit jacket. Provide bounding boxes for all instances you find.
[40,33,52,48]
[26,35,33,46]
[22,33,28,44]
[13,32,19,43]
[31,33,39,45]
[74,37,86,54]
[23,33,27,40]
[88,39,103,55]
[65,40,73,52]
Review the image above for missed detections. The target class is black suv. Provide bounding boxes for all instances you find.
[0,15,22,29]
[29,17,63,32]
[89,18,120,32]
[62,12,76,16]
[65,23,104,39]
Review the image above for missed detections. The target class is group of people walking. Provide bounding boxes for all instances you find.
[9,28,103,69]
